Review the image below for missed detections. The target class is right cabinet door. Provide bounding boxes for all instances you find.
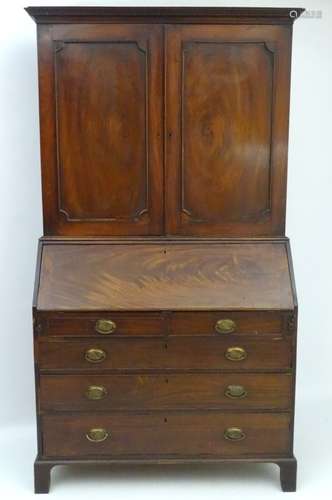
[165,25,292,237]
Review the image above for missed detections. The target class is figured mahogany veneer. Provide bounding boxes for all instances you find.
[27,5,302,494]
[36,241,294,311]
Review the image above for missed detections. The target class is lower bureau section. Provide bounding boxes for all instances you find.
[42,412,291,458]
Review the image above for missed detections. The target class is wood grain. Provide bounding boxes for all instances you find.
[39,373,292,411]
[37,23,163,236]
[36,242,294,311]
[181,42,273,223]
[166,24,292,236]
[56,40,148,221]
[28,6,301,493]
[37,310,287,337]
[38,337,292,371]
[42,412,291,457]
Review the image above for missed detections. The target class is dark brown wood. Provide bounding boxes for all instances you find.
[166,24,292,236]
[170,311,288,336]
[34,459,53,494]
[37,309,289,338]
[33,456,297,493]
[279,457,297,492]
[30,8,302,237]
[37,23,163,236]
[42,412,291,457]
[27,6,301,493]
[285,240,298,454]
[38,336,292,371]
[39,373,292,411]
[26,7,305,25]
[38,312,165,337]
[36,241,294,311]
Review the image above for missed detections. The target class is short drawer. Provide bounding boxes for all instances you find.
[42,412,291,458]
[39,373,292,411]
[38,337,292,371]
[171,311,287,336]
[38,312,164,337]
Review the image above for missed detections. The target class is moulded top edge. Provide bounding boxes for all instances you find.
[25,6,305,24]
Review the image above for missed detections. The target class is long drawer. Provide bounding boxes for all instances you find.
[38,337,292,371]
[42,412,291,458]
[39,373,292,411]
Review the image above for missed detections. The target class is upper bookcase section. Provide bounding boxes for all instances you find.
[26,7,304,237]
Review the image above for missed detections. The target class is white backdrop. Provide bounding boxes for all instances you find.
[0,0,331,498]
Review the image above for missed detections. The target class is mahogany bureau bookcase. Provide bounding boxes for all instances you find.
[26,6,303,494]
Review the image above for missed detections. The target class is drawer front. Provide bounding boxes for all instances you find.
[37,311,289,338]
[39,313,164,337]
[42,412,291,457]
[171,311,286,336]
[39,373,292,411]
[38,337,292,371]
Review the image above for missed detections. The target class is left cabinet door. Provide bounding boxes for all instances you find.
[38,24,163,236]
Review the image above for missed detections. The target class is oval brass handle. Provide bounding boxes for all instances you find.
[225,346,247,361]
[86,428,109,443]
[215,319,236,334]
[85,348,107,363]
[85,385,108,400]
[225,384,247,399]
[224,427,246,441]
[95,319,116,335]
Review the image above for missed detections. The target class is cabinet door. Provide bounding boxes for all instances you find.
[165,25,292,236]
[39,24,163,236]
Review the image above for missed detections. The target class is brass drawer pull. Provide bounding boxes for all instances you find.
[85,348,107,363]
[95,319,116,335]
[86,428,109,443]
[85,385,108,400]
[225,384,247,399]
[224,427,246,441]
[215,319,236,334]
[225,346,247,361]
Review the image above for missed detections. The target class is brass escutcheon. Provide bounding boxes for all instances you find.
[85,385,108,400]
[215,319,236,334]
[225,384,247,399]
[224,427,246,441]
[225,346,247,361]
[95,319,117,335]
[86,428,109,443]
[85,348,107,363]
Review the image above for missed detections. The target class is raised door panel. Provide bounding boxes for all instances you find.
[38,24,163,235]
[166,25,292,236]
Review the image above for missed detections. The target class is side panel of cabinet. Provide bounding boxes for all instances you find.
[165,25,292,236]
[38,24,163,236]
